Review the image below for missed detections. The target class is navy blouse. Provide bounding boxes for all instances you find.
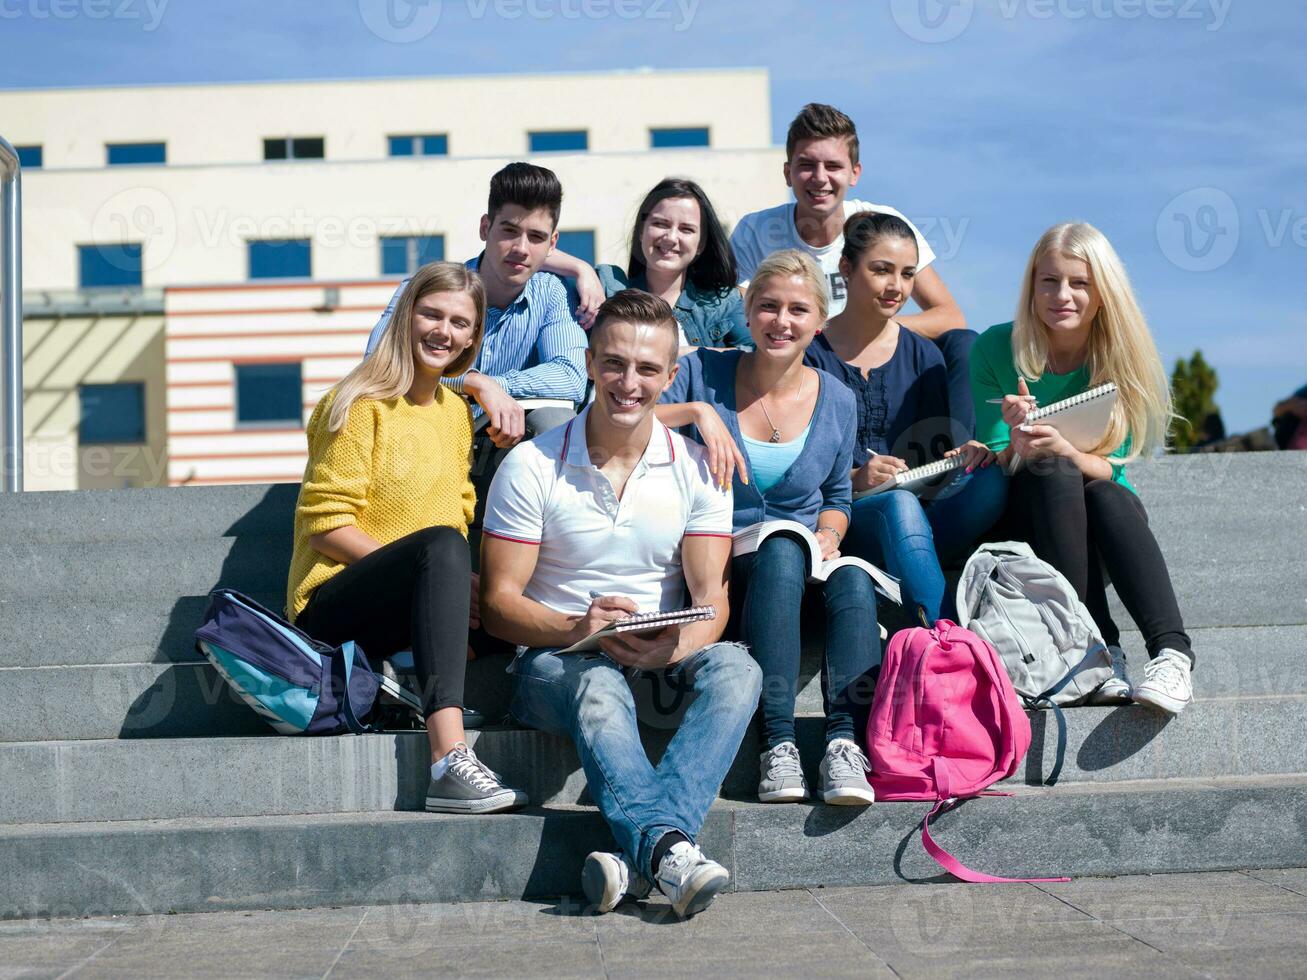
[803,327,951,468]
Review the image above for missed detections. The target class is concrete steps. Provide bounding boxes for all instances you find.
[2,623,1302,743]
[1,451,1304,920]
[4,692,1306,826]
[4,774,1307,920]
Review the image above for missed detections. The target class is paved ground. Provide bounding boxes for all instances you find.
[4,869,1307,979]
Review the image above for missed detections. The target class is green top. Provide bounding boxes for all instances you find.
[970,322,1135,494]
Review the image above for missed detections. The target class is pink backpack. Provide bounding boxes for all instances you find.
[866,620,1068,883]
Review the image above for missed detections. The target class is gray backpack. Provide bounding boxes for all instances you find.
[956,541,1114,707]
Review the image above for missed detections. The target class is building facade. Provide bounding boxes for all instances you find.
[3,68,783,488]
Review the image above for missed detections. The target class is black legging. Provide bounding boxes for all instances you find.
[296,526,472,717]
[1002,458,1193,664]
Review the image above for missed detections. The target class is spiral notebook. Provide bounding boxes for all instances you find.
[558,605,718,654]
[854,454,968,499]
[1007,382,1118,474]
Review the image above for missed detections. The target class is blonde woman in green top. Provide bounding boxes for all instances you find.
[970,222,1194,715]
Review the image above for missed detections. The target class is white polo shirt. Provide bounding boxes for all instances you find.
[483,406,733,617]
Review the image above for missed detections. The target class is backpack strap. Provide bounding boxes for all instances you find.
[921,798,1070,884]
[335,641,383,735]
[1024,641,1108,785]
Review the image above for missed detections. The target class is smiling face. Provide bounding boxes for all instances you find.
[783,136,862,219]
[746,274,823,359]
[839,235,919,319]
[586,319,679,431]
[639,196,702,280]
[478,203,558,293]
[1032,251,1102,338]
[410,289,478,379]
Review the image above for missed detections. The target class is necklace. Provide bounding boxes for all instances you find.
[747,371,804,443]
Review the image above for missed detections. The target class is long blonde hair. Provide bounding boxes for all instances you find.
[1013,223,1172,458]
[327,262,486,431]
[745,249,829,323]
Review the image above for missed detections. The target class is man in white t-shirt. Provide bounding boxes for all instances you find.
[730,102,977,435]
[480,290,761,920]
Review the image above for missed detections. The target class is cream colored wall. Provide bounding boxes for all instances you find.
[22,314,167,491]
[0,69,771,169]
[21,148,786,291]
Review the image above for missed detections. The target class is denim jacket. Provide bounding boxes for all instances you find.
[596,265,752,350]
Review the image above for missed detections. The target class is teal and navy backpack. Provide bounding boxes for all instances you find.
[195,588,382,735]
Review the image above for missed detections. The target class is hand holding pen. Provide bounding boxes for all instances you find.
[998,377,1038,474]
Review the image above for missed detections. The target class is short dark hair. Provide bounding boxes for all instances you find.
[589,289,679,364]
[487,162,563,227]
[627,178,737,295]
[841,211,918,267]
[785,103,859,167]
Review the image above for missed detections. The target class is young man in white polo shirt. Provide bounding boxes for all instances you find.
[480,290,761,919]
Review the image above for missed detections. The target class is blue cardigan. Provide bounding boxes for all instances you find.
[661,348,856,531]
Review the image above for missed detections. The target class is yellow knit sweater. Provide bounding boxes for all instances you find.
[286,387,475,620]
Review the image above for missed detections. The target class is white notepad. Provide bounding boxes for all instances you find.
[1008,382,1119,474]
[854,454,968,499]
[558,605,717,654]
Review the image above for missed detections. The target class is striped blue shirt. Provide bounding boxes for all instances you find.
[365,255,588,404]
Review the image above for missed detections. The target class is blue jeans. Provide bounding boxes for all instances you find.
[509,642,760,880]
[734,535,880,750]
[845,463,1007,624]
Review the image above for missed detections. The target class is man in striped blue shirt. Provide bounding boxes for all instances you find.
[366,163,591,450]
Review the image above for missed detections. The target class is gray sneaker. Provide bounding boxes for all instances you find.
[758,741,808,803]
[1086,644,1132,705]
[653,841,730,918]
[425,743,527,814]
[819,738,876,806]
[582,851,653,914]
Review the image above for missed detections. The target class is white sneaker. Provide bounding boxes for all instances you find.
[1086,644,1132,704]
[581,851,652,914]
[1132,649,1193,715]
[653,841,729,918]
[758,741,808,803]
[819,738,876,806]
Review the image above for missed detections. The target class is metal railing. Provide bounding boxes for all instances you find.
[0,136,22,492]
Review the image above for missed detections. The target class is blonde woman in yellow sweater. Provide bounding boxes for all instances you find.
[289,261,527,814]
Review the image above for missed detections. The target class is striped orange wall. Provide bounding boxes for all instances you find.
[163,280,399,486]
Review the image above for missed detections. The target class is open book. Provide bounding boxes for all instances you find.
[732,521,902,605]
[854,454,968,499]
[558,605,717,654]
[1008,382,1119,474]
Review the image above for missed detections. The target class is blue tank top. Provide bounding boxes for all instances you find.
[742,424,812,494]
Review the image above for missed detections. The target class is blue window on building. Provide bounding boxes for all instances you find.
[388,134,448,157]
[235,363,303,427]
[248,239,312,280]
[555,230,596,266]
[381,235,445,276]
[529,130,588,153]
[263,137,325,161]
[650,127,710,149]
[79,382,146,444]
[79,243,143,288]
[16,145,42,168]
[106,142,166,166]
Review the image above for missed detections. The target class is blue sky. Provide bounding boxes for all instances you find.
[2,0,1303,433]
